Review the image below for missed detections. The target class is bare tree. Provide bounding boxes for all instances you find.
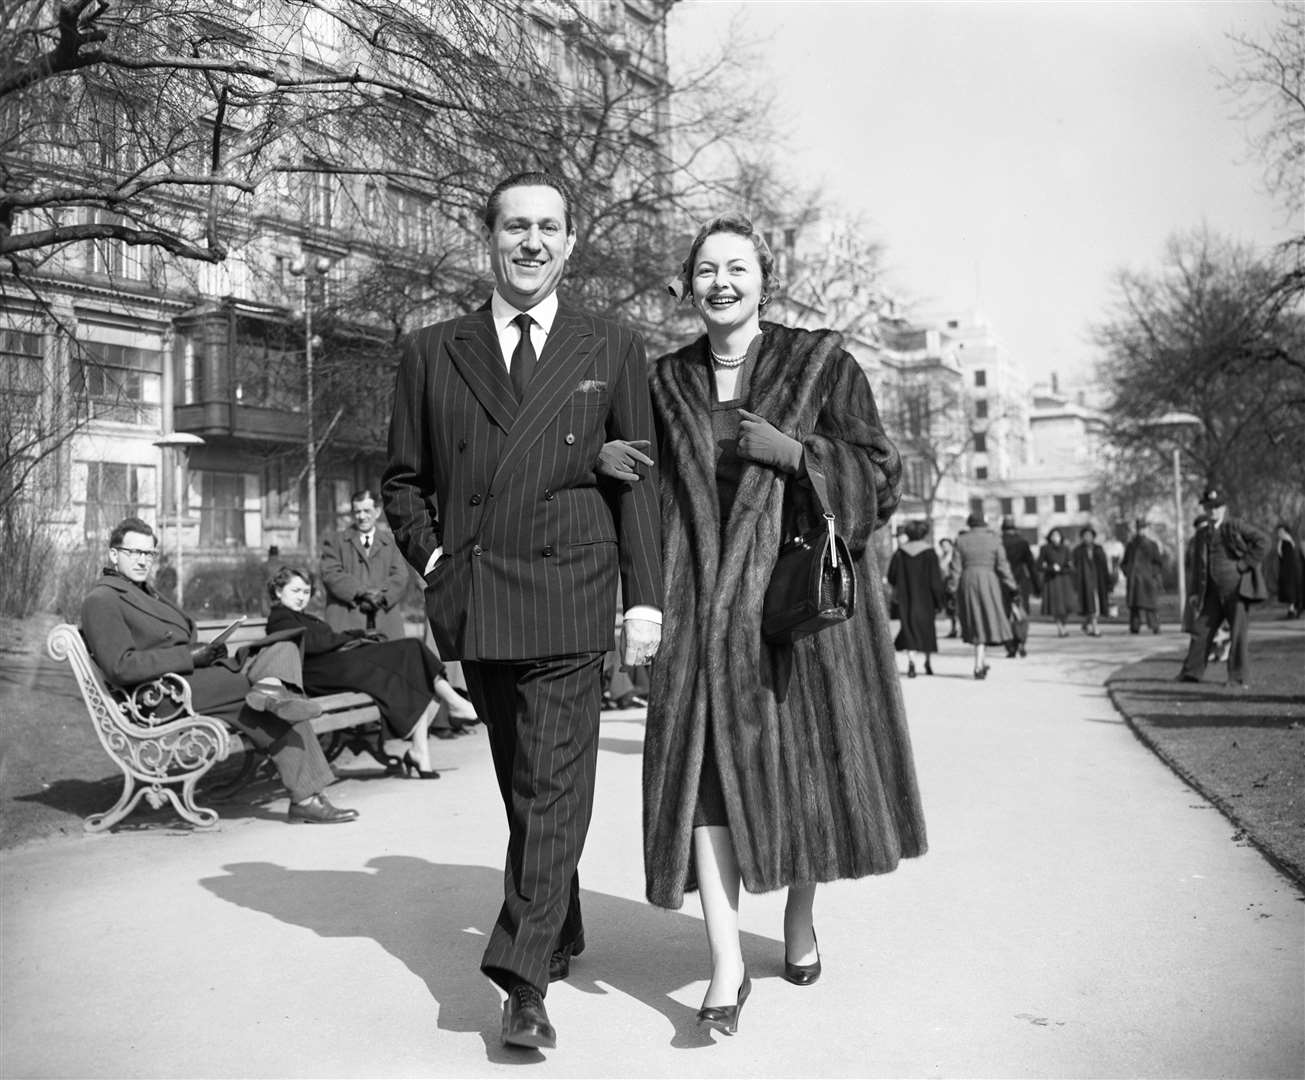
[1094,227,1305,524]
[1224,0,1305,305]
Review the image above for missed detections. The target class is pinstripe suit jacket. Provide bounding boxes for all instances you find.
[383,301,661,661]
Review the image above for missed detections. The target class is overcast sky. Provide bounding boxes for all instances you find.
[667,0,1296,390]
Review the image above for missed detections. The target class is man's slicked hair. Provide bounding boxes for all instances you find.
[482,171,576,234]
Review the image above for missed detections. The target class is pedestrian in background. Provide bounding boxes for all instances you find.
[999,515,1038,658]
[947,511,1017,679]
[1274,523,1304,619]
[1071,525,1112,637]
[320,489,412,641]
[888,519,945,677]
[1036,527,1076,637]
[625,211,926,1036]
[1178,488,1268,688]
[1121,518,1164,634]
[938,535,959,638]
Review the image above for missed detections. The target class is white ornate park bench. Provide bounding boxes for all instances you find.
[46,623,388,832]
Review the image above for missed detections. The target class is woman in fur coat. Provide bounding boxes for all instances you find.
[603,214,926,1033]
[1037,527,1077,636]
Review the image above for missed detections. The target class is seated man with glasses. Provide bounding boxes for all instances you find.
[80,517,359,825]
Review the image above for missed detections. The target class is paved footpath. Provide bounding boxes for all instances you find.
[2,624,1302,1079]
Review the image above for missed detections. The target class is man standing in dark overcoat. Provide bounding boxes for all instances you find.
[383,171,662,1050]
[1178,487,1269,687]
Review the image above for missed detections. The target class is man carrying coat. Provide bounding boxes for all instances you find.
[1178,487,1269,687]
[383,171,662,1050]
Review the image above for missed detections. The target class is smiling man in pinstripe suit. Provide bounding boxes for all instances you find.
[383,171,662,1050]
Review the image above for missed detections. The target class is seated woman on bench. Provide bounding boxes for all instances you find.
[265,566,478,778]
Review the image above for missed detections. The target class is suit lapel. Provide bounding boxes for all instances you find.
[450,310,518,434]
[492,307,597,486]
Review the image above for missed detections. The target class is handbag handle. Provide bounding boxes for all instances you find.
[804,467,838,570]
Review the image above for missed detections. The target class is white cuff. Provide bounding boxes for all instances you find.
[623,605,662,625]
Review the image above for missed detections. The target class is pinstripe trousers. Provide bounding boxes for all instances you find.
[464,651,604,995]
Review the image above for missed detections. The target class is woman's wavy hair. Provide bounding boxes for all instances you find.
[267,564,311,602]
[669,212,782,307]
[905,519,930,542]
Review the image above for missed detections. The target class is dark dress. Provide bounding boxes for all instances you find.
[888,542,944,652]
[1037,541,1077,618]
[1072,542,1112,617]
[266,604,444,739]
[1277,536,1304,611]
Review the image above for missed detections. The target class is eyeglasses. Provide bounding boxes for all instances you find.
[114,547,157,562]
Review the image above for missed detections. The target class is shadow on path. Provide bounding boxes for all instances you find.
[199,858,784,1058]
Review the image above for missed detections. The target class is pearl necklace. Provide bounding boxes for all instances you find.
[710,349,748,368]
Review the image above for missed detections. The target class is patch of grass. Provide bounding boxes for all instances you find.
[1107,634,1305,889]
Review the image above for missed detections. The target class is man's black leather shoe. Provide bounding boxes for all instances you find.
[501,984,556,1049]
[549,931,585,982]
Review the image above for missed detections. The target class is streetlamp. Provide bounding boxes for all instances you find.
[153,432,205,607]
[1143,411,1201,613]
[288,255,331,569]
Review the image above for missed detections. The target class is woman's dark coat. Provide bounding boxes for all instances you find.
[945,526,1016,645]
[1071,541,1112,616]
[1276,535,1304,609]
[266,604,442,739]
[1037,540,1077,618]
[888,542,944,653]
[642,324,927,910]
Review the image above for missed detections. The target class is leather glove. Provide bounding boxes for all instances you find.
[621,617,661,668]
[596,439,654,483]
[736,409,803,473]
[356,594,378,616]
[189,642,223,668]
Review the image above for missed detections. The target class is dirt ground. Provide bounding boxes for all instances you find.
[1107,634,1305,888]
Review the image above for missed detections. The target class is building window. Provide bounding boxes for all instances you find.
[975,466,988,480]
[1053,494,1067,513]
[999,497,1013,516]
[973,432,987,454]
[1,328,43,404]
[73,341,162,424]
[305,165,334,229]
[80,461,155,541]
[974,369,986,388]
[969,497,984,517]
[975,398,988,419]
[196,469,253,548]
[1078,492,1093,512]
[84,211,149,281]
[1023,496,1037,515]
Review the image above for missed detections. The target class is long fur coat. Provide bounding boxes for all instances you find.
[642,323,928,910]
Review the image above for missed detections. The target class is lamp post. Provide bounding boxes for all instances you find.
[1143,411,1201,614]
[153,433,205,607]
[288,255,331,570]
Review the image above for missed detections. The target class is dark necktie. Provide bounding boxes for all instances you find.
[362,533,371,552]
[510,312,537,401]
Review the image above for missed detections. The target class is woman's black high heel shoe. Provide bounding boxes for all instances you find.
[906,661,916,679]
[402,750,440,780]
[923,658,934,676]
[783,930,821,986]
[696,971,751,1035]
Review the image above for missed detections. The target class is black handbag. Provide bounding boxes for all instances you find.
[761,469,857,644]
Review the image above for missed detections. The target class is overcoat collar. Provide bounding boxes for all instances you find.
[96,571,192,636]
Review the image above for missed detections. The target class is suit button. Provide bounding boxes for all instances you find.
[472,544,484,556]
[544,489,554,501]
[470,494,482,506]
[542,546,554,557]
[565,433,576,445]
[458,439,467,451]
